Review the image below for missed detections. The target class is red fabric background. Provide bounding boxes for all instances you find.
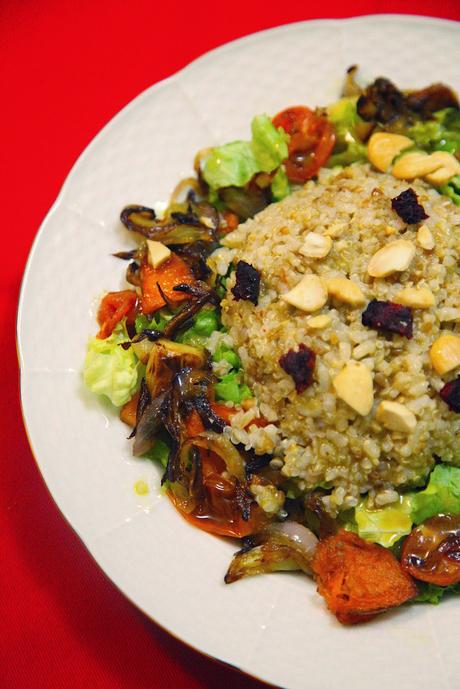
[2,2,459,688]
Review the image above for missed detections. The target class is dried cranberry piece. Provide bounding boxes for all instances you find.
[391,188,428,224]
[440,377,460,412]
[279,344,316,393]
[231,260,260,305]
[362,299,413,338]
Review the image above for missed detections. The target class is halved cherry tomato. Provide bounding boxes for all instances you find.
[97,290,137,339]
[401,514,460,586]
[272,106,335,183]
[140,253,195,314]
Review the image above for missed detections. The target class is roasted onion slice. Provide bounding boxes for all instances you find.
[145,339,206,399]
[218,186,270,221]
[167,430,263,538]
[133,391,167,457]
[405,83,459,117]
[169,177,204,205]
[176,432,246,488]
[225,522,318,583]
[120,204,214,244]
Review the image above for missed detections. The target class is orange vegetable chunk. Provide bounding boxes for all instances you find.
[140,254,195,314]
[97,290,137,339]
[311,530,417,625]
[119,390,140,428]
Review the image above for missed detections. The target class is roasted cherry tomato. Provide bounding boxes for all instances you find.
[272,106,335,183]
[401,514,460,586]
[168,408,266,538]
[169,448,265,538]
[186,449,264,537]
[97,290,137,339]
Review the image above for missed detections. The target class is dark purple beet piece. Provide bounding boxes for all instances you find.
[279,344,316,393]
[362,299,413,338]
[440,377,460,412]
[231,260,260,305]
[391,188,428,224]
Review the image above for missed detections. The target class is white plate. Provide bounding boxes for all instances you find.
[18,15,460,689]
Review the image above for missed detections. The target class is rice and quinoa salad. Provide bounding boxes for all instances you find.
[216,165,460,514]
[84,71,460,624]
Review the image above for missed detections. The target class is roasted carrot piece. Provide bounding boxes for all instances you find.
[185,404,236,438]
[209,403,235,425]
[119,390,140,427]
[219,211,239,235]
[185,409,205,437]
[140,254,195,314]
[311,530,417,625]
[185,404,267,436]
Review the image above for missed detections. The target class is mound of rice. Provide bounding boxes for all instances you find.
[216,164,460,513]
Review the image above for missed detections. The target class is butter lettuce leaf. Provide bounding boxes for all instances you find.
[411,581,460,605]
[251,114,289,172]
[326,97,367,167]
[83,322,140,407]
[412,464,460,524]
[202,114,289,190]
[271,166,291,201]
[353,465,460,548]
[327,97,360,131]
[355,495,413,547]
[203,141,259,189]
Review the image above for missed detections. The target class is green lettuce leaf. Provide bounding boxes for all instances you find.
[407,108,460,154]
[407,120,444,149]
[203,141,259,189]
[411,464,460,524]
[215,371,252,404]
[439,174,460,206]
[251,115,289,172]
[327,97,360,131]
[271,166,291,200]
[410,581,460,605]
[212,342,241,370]
[434,107,460,131]
[83,322,140,407]
[352,464,460,548]
[326,97,367,167]
[327,141,367,168]
[355,495,413,547]
[135,310,171,334]
[143,438,169,468]
[202,114,289,190]
[177,308,221,347]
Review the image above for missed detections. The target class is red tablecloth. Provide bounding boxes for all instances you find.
[3,2,460,687]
